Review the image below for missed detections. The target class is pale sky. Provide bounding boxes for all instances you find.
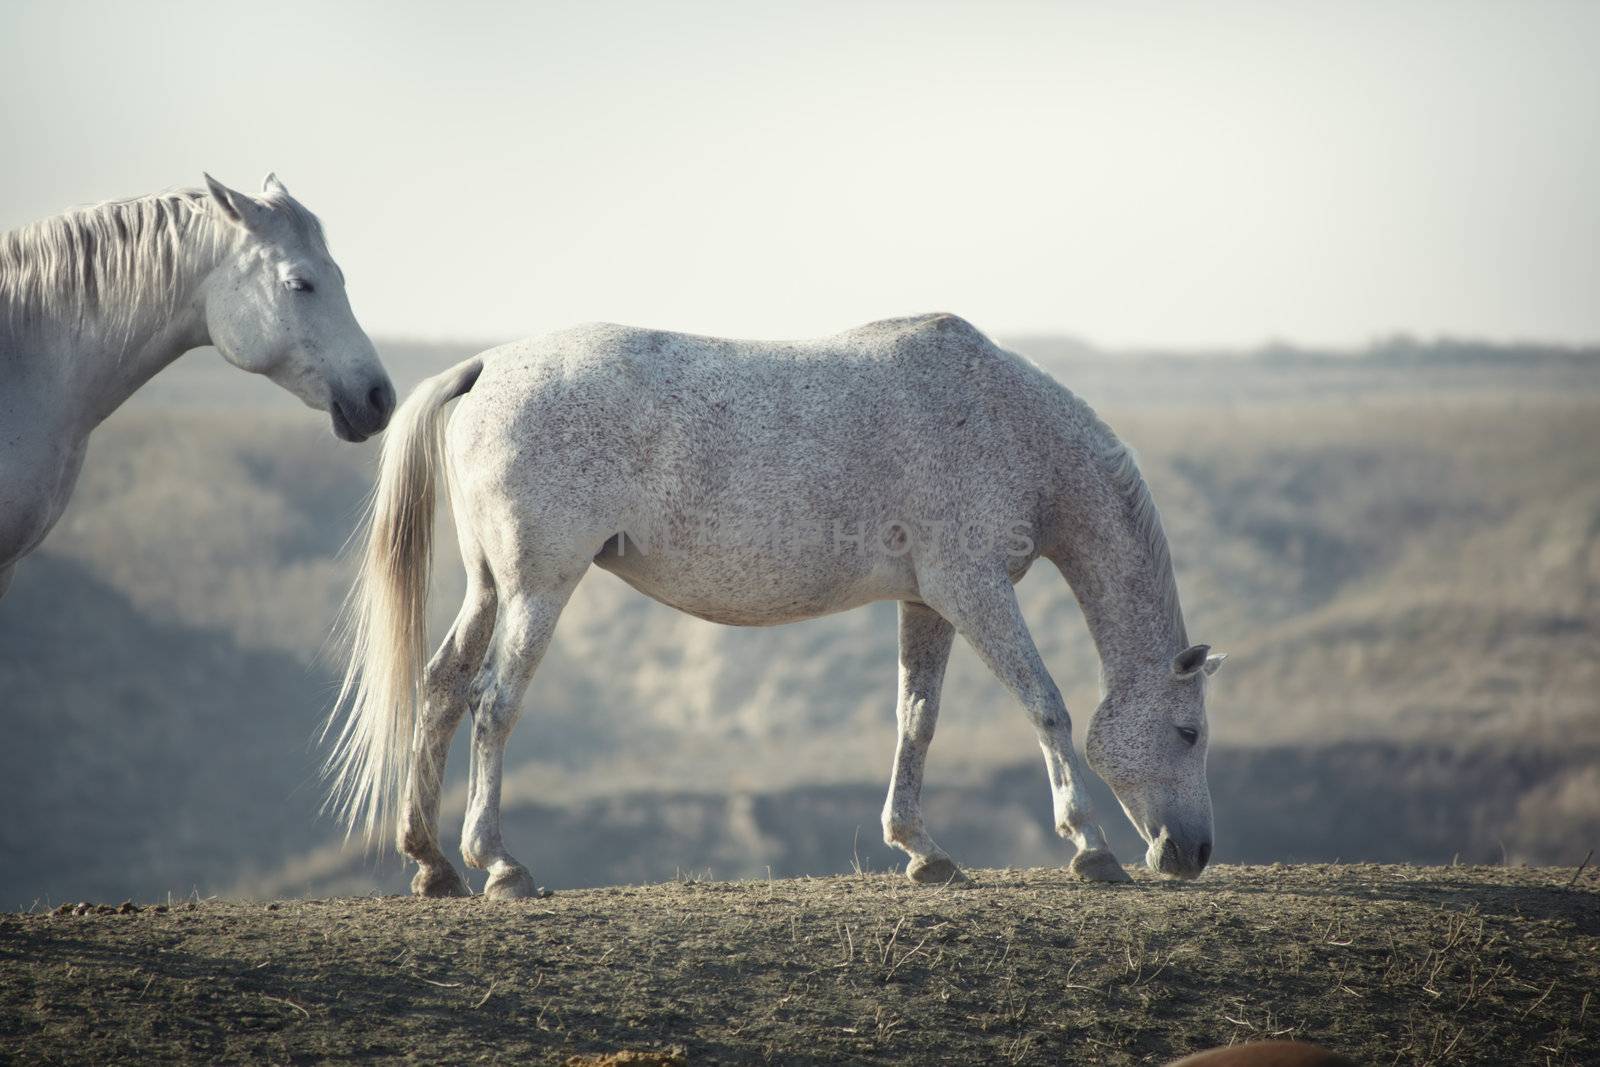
[3,0,1597,349]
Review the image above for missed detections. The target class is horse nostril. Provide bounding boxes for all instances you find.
[368,382,395,418]
[1197,841,1212,868]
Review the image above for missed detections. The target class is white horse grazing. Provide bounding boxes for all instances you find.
[330,314,1225,898]
[0,175,394,597]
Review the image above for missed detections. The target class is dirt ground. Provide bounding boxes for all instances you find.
[1,864,1594,1065]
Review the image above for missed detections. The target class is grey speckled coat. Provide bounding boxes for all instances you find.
[329,313,1225,899]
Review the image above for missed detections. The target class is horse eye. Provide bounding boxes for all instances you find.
[283,278,313,293]
[1176,726,1199,746]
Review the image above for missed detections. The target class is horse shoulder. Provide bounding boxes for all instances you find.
[0,434,84,567]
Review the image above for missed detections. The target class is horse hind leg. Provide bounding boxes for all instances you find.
[399,567,498,897]
[460,578,580,900]
[881,600,968,885]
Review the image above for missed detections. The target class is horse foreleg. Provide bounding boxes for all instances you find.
[461,585,573,900]
[0,563,12,600]
[399,578,497,897]
[881,601,966,885]
[924,572,1130,883]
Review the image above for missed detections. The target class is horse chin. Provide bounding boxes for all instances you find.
[330,402,368,443]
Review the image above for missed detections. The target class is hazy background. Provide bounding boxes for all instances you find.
[2,2,1598,907]
[3,0,1599,347]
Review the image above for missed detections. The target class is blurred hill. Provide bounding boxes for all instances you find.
[1,334,1597,906]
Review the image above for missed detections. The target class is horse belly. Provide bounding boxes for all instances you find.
[593,530,911,626]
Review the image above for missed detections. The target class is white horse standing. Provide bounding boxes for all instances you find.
[331,314,1225,897]
[0,175,394,597]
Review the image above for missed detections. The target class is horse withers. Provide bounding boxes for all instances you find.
[329,314,1225,897]
[0,174,394,597]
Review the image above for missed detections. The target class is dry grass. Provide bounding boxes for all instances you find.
[3,865,1596,1065]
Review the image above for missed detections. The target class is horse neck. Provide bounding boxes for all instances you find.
[22,223,225,431]
[1049,466,1189,693]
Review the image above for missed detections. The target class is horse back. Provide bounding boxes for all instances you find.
[463,315,1075,525]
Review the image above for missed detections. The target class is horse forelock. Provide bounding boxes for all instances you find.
[259,189,333,258]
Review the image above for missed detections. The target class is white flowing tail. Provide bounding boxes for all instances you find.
[324,356,483,845]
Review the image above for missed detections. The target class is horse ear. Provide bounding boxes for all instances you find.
[261,172,290,200]
[203,173,271,232]
[1203,651,1227,677]
[1172,644,1212,678]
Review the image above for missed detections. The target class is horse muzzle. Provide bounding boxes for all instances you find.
[330,378,397,442]
[1147,828,1213,880]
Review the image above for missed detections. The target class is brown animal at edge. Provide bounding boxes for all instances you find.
[1168,1041,1358,1067]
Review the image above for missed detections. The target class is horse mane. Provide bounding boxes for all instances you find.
[0,187,328,348]
[1084,410,1189,646]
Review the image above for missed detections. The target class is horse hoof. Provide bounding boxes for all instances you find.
[484,864,541,900]
[907,855,970,886]
[411,864,471,898]
[1071,849,1132,883]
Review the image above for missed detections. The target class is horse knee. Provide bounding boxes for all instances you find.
[897,696,939,744]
